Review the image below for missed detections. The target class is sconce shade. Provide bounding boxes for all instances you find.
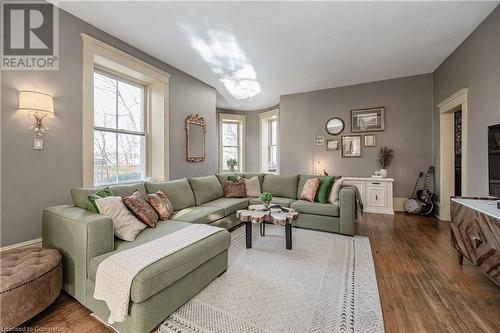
[19,91,54,114]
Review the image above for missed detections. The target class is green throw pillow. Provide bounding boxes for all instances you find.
[227,175,239,182]
[315,176,336,203]
[85,187,114,213]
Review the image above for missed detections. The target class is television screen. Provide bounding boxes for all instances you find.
[489,124,500,197]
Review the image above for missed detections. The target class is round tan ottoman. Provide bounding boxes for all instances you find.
[0,247,62,330]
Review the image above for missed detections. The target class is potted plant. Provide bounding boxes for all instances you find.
[226,158,238,172]
[378,147,394,177]
[259,192,272,208]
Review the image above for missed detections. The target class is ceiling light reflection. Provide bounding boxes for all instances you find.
[182,26,261,100]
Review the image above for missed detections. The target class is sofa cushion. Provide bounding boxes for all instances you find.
[234,173,265,187]
[171,206,225,224]
[95,196,147,241]
[315,176,336,203]
[215,173,234,186]
[147,191,174,221]
[145,179,195,211]
[86,187,113,213]
[188,175,224,205]
[290,200,339,217]
[71,182,146,209]
[262,174,299,199]
[329,178,344,203]
[123,190,158,227]
[244,176,262,197]
[201,197,249,216]
[88,220,230,303]
[223,179,247,198]
[299,177,320,202]
[249,196,295,207]
[298,175,341,200]
[297,175,316,199]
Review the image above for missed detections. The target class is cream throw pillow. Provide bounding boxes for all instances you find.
[95,196,147,241]
[245,176,262,197]
[329,178,344,203]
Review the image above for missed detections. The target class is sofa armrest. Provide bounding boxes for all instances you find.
[339,188,356,236]
[42,205,114,305]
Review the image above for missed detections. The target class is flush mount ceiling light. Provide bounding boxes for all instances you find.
[19,90,55,137]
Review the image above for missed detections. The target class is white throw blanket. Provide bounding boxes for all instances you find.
[93,224,224,324]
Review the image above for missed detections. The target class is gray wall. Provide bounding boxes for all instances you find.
[279,74,434,198]
[433,5,500,197]
[1,7,217,247]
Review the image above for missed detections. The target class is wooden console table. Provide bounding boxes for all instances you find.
[450,197,500,287]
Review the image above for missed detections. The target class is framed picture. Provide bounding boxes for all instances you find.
[341,135,362,157]
[316,135,325,146]
[364,134,376,147]
[351,107,385,132]
[326,139,339,151]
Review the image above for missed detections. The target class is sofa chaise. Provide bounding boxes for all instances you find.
[42,173,356,333]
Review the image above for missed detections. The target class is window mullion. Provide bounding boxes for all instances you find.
[115,79,119,183]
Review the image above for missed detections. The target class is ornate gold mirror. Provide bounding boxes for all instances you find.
[185,114,206,162]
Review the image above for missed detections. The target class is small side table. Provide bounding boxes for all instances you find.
[236,205,298,250]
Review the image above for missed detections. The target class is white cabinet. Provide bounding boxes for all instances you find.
[343,177,394,215]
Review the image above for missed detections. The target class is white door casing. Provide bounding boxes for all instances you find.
[436,88,468,221]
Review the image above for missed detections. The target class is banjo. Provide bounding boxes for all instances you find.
[404,172,424,214]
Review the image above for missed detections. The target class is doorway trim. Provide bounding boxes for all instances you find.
[436,88,468,221]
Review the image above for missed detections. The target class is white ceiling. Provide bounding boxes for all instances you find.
[57,1,498,110]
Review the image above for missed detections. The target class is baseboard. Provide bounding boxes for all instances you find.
[0,238,42,252]
[435,201,450,221]
[393,197,406,212]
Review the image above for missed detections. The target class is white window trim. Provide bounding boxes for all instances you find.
[219,113,246,172]
[259,108,279,174]
[82,33,171,186]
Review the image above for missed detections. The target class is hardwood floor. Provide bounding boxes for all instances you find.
[21,213,500,333]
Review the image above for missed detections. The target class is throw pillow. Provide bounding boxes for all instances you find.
[300,177,320,202]
[95,196,147,241]
[86,187,113,213]
[123,190,159,227]
[245,176,262,197]
[224,179,247,198]
[147,191,174,221]
[329,178,344,203]
[227,175,240,182]
[315,176,336,203]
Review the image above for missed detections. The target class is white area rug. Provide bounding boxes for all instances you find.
[159,225,384,333]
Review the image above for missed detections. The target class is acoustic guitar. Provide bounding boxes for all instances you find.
[416,166,437,216]
[404,172,424,214]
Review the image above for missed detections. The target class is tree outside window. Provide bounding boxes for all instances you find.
[93,70,146,185]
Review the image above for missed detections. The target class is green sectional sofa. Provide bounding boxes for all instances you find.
[42,174,355,333]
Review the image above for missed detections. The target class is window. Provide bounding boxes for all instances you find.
[268,118,278,172]
[260,109,279,173]
[93,70,146,185]
[219,113,246,172]
[82,34,171,187]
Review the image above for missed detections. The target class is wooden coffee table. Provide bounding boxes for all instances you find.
[236,204,298,250]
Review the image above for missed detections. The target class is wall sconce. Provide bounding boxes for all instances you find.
[19,90,55,137]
